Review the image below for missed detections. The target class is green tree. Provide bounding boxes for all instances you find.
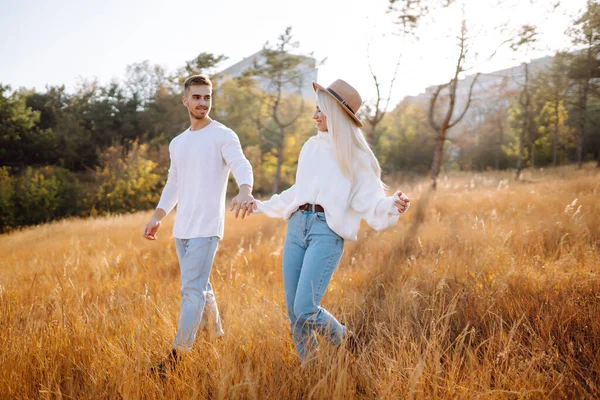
[0,85,56,170]
[0,167,15,231]
[454,78,516,171]
[533,53,572,166]
[527,55,575,167]
[245,27,312,194]
[535,100,573,164]
[215,78,262,148]
[509,25,538,176]
[184,52,228,77]
[92,141,163,214]
[11,166,83,227]
[567,0,600,167]
[140,84,189,146]
[380,97,436,174]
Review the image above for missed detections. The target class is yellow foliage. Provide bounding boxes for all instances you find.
[92,141,163,213]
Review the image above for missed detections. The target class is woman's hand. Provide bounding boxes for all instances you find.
[393,191,410,214]
[233,199,257,219]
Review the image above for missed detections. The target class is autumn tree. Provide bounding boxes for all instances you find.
[379,0,458,152]
[0,85,55,170]
[379,96,436,174]
[184,52,228,77]
[362,42,402,148]
[508,24,539,177]
[245,27,314,193]
[427,17,479,190]
[454,77,516,170]
[532,53,572,166]
[567,0,600,167]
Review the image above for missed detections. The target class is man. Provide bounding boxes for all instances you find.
[144,74,254,374]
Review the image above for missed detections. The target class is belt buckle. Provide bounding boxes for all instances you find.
[300,203,315,212]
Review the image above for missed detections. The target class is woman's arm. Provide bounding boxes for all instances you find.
[350,170,409,231]
[250,140,312,219]
[253,185,297,218]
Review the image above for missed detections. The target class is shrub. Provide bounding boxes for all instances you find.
[92,141,164,214]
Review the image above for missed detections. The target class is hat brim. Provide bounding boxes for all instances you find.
[313,81,363,127]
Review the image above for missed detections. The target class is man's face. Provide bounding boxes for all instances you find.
[183,84,212,120]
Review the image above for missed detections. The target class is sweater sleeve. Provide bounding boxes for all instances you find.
[221,129,254,188]
[254,185,297,218]
[254,140,313,218]
[350,170,399,231]
[156,141,179,215]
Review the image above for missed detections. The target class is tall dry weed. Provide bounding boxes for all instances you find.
[1,164,599,398]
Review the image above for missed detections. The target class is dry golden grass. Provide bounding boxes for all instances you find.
[1,164,599,399]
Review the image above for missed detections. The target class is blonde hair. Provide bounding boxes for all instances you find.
[316,90,384,188]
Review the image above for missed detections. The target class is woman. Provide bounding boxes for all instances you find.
[241,79,410,361]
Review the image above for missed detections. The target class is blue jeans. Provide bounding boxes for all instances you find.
[282,210,346,361]
[173,236,224,351]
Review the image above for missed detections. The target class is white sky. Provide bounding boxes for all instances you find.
[0,0,588,109]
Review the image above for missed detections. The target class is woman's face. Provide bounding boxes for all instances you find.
[312,106,328,132]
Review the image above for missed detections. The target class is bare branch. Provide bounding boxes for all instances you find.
[261,134,279,147]
[278,97,306,130]
[384,42,404,112]
[437,15,470,130]
[428,82,449,132]
[449,72,480,128]
[366,43,383,124]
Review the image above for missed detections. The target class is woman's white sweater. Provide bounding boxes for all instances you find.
[255,131,406,241]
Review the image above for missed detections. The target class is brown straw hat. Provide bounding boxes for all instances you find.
[312,79,363,127]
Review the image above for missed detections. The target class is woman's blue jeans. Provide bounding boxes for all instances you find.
[282,210,346,361]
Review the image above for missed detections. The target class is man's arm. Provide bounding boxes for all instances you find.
[144,142,178,240]
[221,130,255,219]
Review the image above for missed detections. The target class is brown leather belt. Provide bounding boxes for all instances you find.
[298,203,324,213]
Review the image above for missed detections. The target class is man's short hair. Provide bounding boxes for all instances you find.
[184,74,212,93]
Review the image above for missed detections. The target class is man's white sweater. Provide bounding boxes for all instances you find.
[157,121,253,239]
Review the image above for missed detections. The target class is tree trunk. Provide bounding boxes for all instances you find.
[367,125,377,148]
[553,100,559,167]
[516,127,525,179]
[427,18,476,188]
[577,80,589,168]
[516,110,527,179]
[516,63,529,179]
[530,124,536,169]
[272,130,285,194]
[430,130,446,190]
[495,120,503,170]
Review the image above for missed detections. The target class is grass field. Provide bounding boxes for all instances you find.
[1,165,599,399]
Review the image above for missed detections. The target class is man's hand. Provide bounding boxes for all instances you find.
[393,191,410,214]
[144,208,166,240]
[231,184,255,219]
[144,218,161,240]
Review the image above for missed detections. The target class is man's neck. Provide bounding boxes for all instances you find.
[190,116,213,131]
